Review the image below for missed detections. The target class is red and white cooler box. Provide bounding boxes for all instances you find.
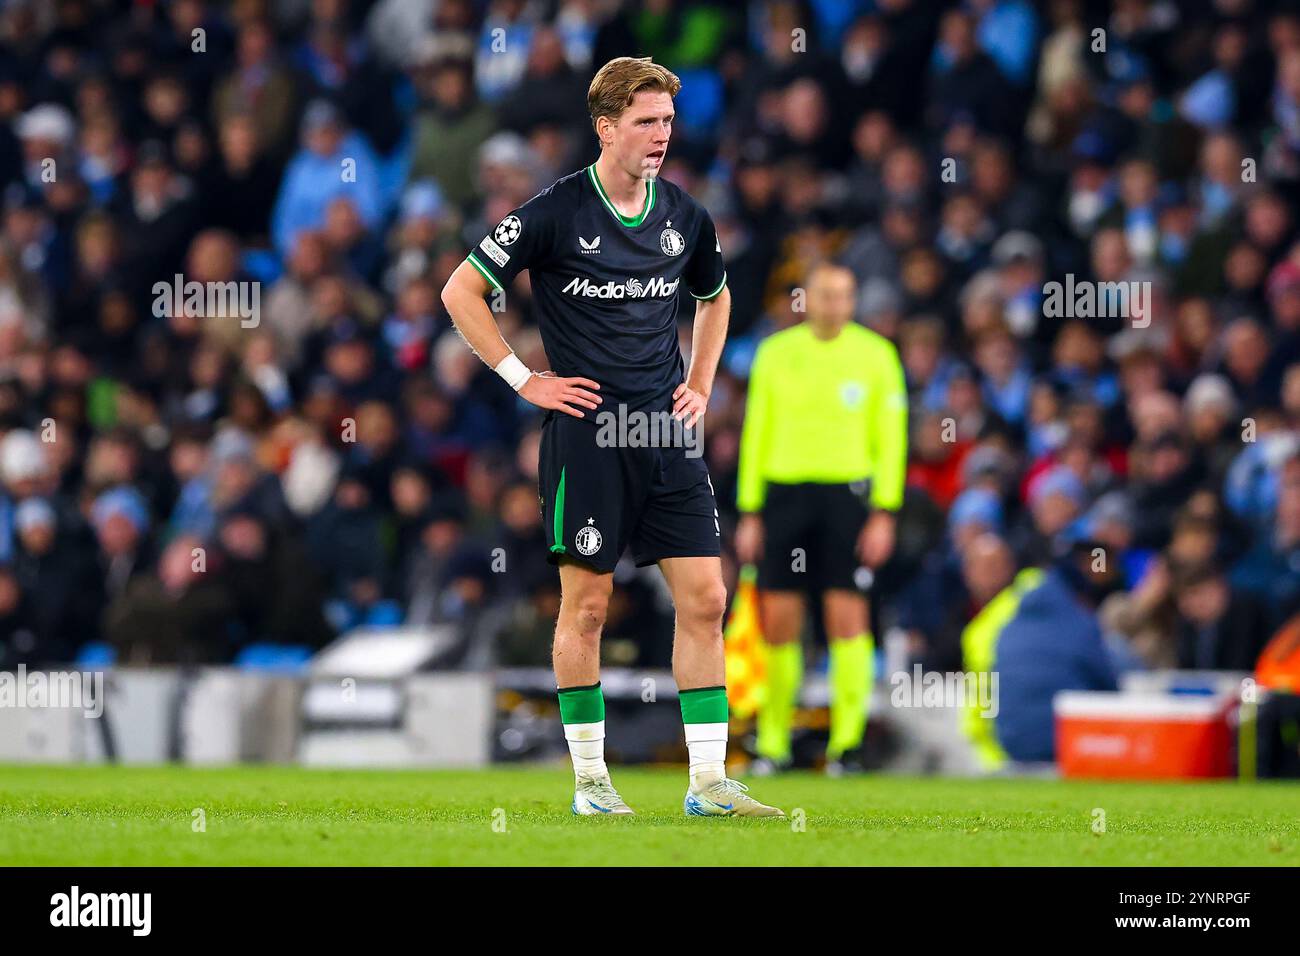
[1054,688,1236,779]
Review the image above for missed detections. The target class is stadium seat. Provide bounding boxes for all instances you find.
[234,644,314,673]
[240,248,283,286]
[74,642,117,668]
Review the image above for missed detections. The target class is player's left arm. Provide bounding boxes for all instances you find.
[675,209,729,427]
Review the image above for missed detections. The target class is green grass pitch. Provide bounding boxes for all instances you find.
[0,763,1296,866]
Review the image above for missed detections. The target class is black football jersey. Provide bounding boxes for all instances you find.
[467,165,727,418]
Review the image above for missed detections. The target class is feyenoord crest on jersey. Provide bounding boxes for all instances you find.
[660,221,685,256]
[575,519,603,556]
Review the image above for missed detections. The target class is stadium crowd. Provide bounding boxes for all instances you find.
[0,0,1298,690]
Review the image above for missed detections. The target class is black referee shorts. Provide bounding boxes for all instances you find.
[756,481,870,592]
[539,410,721,574]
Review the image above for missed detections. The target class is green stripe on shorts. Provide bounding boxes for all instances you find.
[550,466,567,554]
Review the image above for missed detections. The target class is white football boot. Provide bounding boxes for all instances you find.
[684,777,784,817]
[571,773,634,815]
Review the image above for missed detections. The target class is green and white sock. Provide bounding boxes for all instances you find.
[680,685,729,790]
[558,682,607,782]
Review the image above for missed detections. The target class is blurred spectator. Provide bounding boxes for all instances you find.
[990,541,1120,763]
[306,466,387,628]
[900,488,1004,672]
[1131,428,1203,544]
[1172,560,1272,671]
[929,8,1018,138]
[1233,453,1300,622]
[409,43,497,210]
[272,99,383,257]
[110,139,201,299]
[212,17,300,162]
[1014,465,1086,565]
[197,112,280,244]
[105,532,234,664]
[91,485,154,602]
[403,495,481,627]
[214,508,333,650]
[10,497,98,663]
[293,13,403,155]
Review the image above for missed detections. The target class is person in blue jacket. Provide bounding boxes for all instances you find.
[271,99,384,258]
[993,538,1120,764]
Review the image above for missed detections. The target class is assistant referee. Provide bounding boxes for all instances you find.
[734,261,908,775]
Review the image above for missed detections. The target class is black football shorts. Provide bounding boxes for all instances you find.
[539,409,721,573]
[756,481,870,591]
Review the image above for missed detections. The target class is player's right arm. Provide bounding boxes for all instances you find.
[440,229,601,419]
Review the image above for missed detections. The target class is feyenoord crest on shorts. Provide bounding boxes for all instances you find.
[575,519,603,556]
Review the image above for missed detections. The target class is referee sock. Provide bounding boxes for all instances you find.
[756,640,802,762]
[680,685,729,790]
[558,683,608,782]
[827,634,875,759]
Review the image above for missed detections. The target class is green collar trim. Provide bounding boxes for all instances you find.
[587,164,655,227]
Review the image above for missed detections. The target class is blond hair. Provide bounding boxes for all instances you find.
[587,56,681,138]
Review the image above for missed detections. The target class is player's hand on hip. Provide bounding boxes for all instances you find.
[856,510,896,569]
[519,371,601,419]
[671,382,708,428]
[735,513,764,565]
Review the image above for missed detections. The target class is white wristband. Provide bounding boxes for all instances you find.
[493,352,532,391]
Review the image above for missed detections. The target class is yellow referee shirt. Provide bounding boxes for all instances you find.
[737,322,908,513]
